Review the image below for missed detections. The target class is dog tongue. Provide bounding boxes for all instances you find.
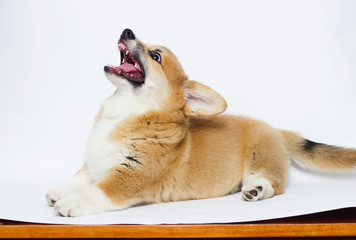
[119,62,136,73]
[115,63,143,80]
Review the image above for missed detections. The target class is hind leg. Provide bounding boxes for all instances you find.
[241,132,289,201]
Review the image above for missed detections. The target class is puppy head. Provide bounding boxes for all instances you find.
[104,29,227,118]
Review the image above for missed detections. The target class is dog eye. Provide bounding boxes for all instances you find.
[150,51,161,63]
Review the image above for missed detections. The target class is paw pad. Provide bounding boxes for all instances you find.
[242,186,263,201]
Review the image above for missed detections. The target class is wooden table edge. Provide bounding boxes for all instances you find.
[1,223,356,239]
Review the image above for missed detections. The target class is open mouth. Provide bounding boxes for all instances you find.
[104,42,145,84]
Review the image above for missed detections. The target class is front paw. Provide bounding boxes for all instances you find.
[46,189,62,206]
[53,187,114,217]
[46,183,86,207]
[54,195,85,217]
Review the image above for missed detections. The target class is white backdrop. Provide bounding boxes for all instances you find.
[0,0,356,183]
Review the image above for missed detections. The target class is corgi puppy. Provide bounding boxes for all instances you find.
[46,29,356,217]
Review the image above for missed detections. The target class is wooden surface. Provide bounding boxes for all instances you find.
[1,207,356,239]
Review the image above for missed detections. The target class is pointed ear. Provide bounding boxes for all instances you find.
[182,80,227,117]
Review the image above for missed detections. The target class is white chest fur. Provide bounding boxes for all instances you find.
[84,90,163,182]
[84,117,127,182]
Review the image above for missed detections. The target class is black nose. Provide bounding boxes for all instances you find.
[121,28,135,40]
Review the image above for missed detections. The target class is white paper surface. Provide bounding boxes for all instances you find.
[0,167,355,225]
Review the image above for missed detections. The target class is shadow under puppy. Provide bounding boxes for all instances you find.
[46,29,356,217]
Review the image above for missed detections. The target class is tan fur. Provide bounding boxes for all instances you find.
[91,34,356,208]
[280,130,356,172]
[102,110,189,204]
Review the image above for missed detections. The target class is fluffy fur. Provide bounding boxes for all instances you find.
[46,29,356,217]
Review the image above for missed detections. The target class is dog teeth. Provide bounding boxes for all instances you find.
[122,58,125,64]
[130,74,134,77]
[126,51,129,55]
[134,63,139,69]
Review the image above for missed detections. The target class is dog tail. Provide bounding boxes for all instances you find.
[280,130,356,172]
